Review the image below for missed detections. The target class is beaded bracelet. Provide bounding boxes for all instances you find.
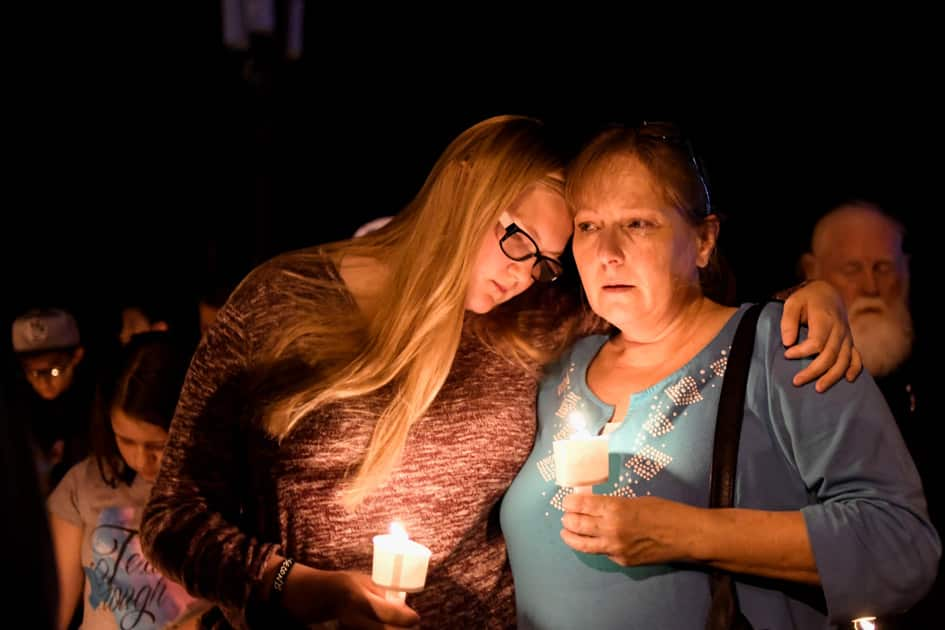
[271,557,295,604]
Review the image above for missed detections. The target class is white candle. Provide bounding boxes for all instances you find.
[372,522,432,602]
[851,617,877,630]
[553,411,609,494]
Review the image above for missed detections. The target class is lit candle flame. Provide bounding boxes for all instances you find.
[567,411,590,438]
[852,617,876,630]
[390,521,408,542]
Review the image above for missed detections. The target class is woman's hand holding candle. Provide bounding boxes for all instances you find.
[257,555,420,628]
[553,411,609,494]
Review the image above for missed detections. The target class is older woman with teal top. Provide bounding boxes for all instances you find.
[500,123,939,629]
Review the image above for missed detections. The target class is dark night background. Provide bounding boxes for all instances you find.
[3,6,939,357]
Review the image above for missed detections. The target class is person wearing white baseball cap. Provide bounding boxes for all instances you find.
[12,308,85,401]
[10,307,94,496]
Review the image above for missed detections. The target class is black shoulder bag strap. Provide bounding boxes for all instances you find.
[705,302,767,630]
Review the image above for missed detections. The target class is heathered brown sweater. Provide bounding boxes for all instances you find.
[141,249,543,629]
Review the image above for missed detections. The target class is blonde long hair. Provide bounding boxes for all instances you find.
[261,115,572,506]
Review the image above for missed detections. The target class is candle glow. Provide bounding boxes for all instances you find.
[568,411,590,436]
[390,521,408,541]
[553,411,609,493]
[372,521,432,602]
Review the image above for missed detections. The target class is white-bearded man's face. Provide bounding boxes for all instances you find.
[804,205,913,377]
[848,294,914,377]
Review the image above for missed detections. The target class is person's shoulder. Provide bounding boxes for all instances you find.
[748,300,789,344]
[66,456,107,490]
[225,247,340,312]
[545,333,607,378]
[48,456,99,511]
[55,456,93,481]
[237,247,335,291]
[573,333,609,357]
[729,301,793,372]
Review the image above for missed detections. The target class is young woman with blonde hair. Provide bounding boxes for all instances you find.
[141,115,858,629]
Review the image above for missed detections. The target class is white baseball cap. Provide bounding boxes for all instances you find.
[12,308,81,353]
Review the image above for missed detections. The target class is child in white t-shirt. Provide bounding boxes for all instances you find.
[48,332,208,630]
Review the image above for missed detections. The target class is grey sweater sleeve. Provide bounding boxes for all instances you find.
[140,265,279,628]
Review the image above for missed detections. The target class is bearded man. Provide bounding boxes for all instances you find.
[802,201,936,629]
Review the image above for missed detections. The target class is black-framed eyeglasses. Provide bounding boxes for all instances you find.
[498,214,564,283]
[638,120,714,217]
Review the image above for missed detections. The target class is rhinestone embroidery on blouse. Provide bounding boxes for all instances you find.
[540,346,732,515]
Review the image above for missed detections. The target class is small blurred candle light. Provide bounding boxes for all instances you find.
[553,411,609,494]
[372,522,432,602]
[852,617,877,630]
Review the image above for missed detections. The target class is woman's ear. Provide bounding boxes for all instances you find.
[696,215,720,268]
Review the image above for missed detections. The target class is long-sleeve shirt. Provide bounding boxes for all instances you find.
[501,302,940,629]
[141,248,542,629]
